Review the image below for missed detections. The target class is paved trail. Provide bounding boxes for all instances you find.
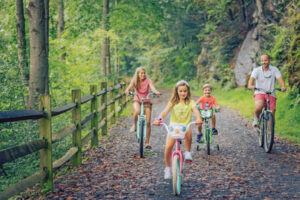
[41,88,299,199]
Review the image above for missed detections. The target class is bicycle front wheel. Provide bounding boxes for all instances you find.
[172,155,181,195]
[139,120,144,158]
[264,112,274,153]
[206,129,210,155]
[258,113,264,147]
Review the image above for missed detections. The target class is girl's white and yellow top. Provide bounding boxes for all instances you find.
[169,100,196,125]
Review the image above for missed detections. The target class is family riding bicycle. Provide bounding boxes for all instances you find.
[126,53,286,195]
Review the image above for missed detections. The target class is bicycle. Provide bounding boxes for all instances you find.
[129,92,157,158]
[196,106,220,155]
[255,88,281,153]
[153,119,196,195]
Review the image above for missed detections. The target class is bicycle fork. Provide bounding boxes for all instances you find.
[137,115,147,141]
[171,140,183,173]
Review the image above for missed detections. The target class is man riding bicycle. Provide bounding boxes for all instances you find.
[248,54,286,127]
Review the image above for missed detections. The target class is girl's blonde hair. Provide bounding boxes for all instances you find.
[170,80,191,106]
[133,67,146,90]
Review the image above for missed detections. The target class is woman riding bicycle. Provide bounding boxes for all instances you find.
[153,80,201,179]
[125,67,160,149]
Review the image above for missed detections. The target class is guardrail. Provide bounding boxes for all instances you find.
[0,79,130,199]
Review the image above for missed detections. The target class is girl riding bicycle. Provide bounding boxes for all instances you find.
[153,80,201,179]
[125,67,160,149]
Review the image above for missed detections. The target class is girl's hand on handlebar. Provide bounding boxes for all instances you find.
[281,87,286,92]
[152,117,162,126]
[125,90,129,96]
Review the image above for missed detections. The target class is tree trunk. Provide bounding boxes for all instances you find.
[101,0,110,77]
[57,0,64,37]
[28,0,49,109]
[256,0,264,23]
[240,0,249,27]
[57,0,66,61]
[16,0,30,109]
[44,0,49,95]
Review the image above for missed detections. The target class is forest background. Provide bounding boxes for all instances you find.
[0,0,299,193]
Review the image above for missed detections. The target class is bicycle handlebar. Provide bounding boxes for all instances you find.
[197,105,220,113]
[254,88,282,94]
[152,119,197,135]
[128,91,160,101]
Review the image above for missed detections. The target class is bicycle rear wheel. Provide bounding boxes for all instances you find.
[206,129,210,155]
[264,112,274,153]
[172,155,181,195]
[139,120,144,158]
[258,113,264,147]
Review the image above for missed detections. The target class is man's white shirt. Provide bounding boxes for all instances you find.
[250,65,282,97]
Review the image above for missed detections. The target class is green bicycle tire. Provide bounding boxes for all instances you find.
[172,155,181,195]
[264,112,274,153]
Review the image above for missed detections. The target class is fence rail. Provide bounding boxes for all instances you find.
[0,80,130,199]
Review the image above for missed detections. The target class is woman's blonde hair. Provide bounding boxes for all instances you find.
[133,67,146,90]
[170,80,191,106]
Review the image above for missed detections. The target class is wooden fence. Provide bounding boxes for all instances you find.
[0,80,130,199]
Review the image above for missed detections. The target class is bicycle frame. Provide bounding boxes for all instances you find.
[130,92,151,141]
[172,139,184,173]
[202,116,212,144]
[255,88,281,152]
[137,101,147,142]
[196,107,219,154]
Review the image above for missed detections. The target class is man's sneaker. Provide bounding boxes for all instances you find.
[164,167,171,179]
[184,151,193,162]
[130,125,136,133]
[212,128,218,135]
[196,134,203,143]
[252,117,259,128]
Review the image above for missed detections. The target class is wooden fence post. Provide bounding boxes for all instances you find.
[90,85,98,147]
[39,95,53,191]
[118,78,123,116]
[101,81,107,136]
[124,80,129,107]
[72,89,81,167]
[110,81,116,124]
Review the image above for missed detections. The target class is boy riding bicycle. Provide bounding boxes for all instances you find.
[196,84,221,143]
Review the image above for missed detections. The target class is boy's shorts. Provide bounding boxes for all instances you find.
[253,94,276,110]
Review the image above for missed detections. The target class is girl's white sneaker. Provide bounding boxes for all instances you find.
[164,167,171,179]
[184,151,193,161]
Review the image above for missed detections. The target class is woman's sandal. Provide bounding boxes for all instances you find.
[145,144,152,149]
